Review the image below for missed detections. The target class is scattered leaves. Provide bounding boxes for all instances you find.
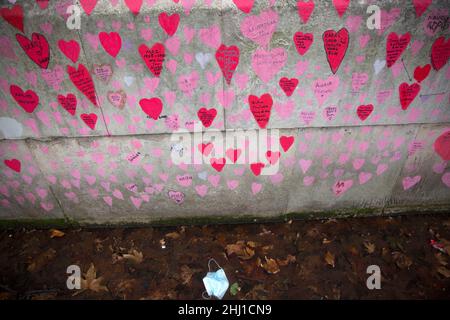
[80,263,108,293]
[27,248,56,272]
[49,229,65,238]
[259,256,280,274]
[122,249,143,264]
[276,254,296,267]
[180,265,194,285]
[230,282,240,296]
[364,241,376,254]
[392,251,412,269]
[324,251,335,268]
[165,231,180,240]
[225,241,255,260]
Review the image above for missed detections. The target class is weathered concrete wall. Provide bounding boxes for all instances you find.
[0,0,449,225]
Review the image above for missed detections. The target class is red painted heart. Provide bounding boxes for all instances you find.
[10,85,39,113]
[197,107,217,128]
[280,135,294,152]
[99,32,122,58]
[250,162,265,176]
[139,97,163,120]
[266,151,281,165]
[139,43,165,77]
[386,32,410,68]
[356,104,374,121]
[79,0,97,15]
[215,44,240,85]
[332,0,350,18]
[293,32,313,56]
[297,0,314,24]
[399,82,420,110]
[232,0,254,14]
[0,4,24,32]
[67,64,98,106]
[413,64,431,83]
[4,159,21,173]
[36,0,50,10]
[433,130,450,161]
[58,39,80,63]
[199,143,213,156]
[322,28,349,74]
[158,12,180,36]
[412,0,432,18]
[248,93,273,129]
[124,0,142,15]
[210,157,226,172]
[279,77,299,97]
[226,148,242,163]
[16,33,50,69]
[58,93,77,116]
[430,36,450,71]
[80,113,98,130]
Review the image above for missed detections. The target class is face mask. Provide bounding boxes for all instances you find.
[202,259,229,300]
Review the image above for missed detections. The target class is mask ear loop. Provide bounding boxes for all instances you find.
[202,258,222,300]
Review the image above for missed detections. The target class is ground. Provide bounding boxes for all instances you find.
[0,212,449,300]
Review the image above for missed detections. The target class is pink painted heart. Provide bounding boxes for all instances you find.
[177,71,199,97]
[431,37,450,71]
[313,75,339,105]
[402,175,421,190]
[332,0,350,18]
[67,64,98,106]
[240,9,278,48]
[139,43,165,77]
[332,179,353,196]
[442,172,450,188]
[57,93,77,115]
[124,0,142,15]
[251,47,287,83]
[297,0,314,24]
[158,12,180,36]
[293,32,313,56]
[399,82,420,110]
[79,0,97,15]
[199,25,221,49]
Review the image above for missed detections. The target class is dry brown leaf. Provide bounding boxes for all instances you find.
[180,265,194,285]
[49,229,65,238]
[276,254,296,267]
[324,251,335,268]
[122,249,143,264]
[165,231,180,240]
[437,266,450,278]
[349,246,359,256]
[435,253,448,266]
[322,238,333,244]
[225,241,255,260]
[81,263,108,292]
[27,248,56,272]
[260,256,280,274]
[364,241,376,254]
[392,251,412,269]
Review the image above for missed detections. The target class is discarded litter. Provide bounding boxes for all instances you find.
[430,239,446,253]
[202,258,229,300]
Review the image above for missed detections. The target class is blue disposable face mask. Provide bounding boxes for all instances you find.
[202,259,229,300]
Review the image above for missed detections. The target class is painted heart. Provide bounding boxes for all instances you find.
[250,162,265,176]
[99,32,122,58]
[4,159,21,172]
[215,44,240,86]
[386,32,411,68]
[67,64,98,106]
[226,148,241,163]
[93,64,113,83]
[279,77,299,97]
[139,97,163,120]
[413,0,432,17]
[107,90,127,109]
[332,0,350,18]
[251,47,287,83]
[168,190,185,204]
[293,32,313,56]
[280,135,294,152]
[233,0,254,14]
[297,0,314,24]
[124,0,142,15]
[434,130,450,161]
[430,36,450,71]
[313,75,339,105]
[36,0,50,10]
[413,64,431,82]
[199,142,213,156]
[10,85,39,113]
[402,175,421,190]
[240,9,278,48]
[158,12,180,36]
[197,107,217,128]
[356,104,373,121]
[442,172,450,188]
[57,93,77,115]
[248,93,273,129]
[80,113,97,130]
[0,4,23,32]
[266,151,280,165]
[332,179,353,196]
[139,43,165,77]
[79,0,97,15]
[323,106,337,121]
[322,28,349,74]
[16,33,50,69]
[210,157,226,172]
[58,39,80,63]
[399,82,420,110]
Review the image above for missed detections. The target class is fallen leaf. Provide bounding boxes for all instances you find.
[27,248,56,272]
[324,251,335,268]
[276,254,296,267]
[165,231,180,240]
[435,253,448,266]
[49,229,65,238]
[81,263,108,293]
[260,256,280,274]
[392,251,412,269]
[122,249,143,264]
[230,282,240,296]
[225,241,255,260]
[180,265,194,285]
[437,266,450,278]
[364,241,376,254]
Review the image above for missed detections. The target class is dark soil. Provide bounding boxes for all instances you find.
[0,213,449,300]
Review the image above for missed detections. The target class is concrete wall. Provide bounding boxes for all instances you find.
[0,0,449,225]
